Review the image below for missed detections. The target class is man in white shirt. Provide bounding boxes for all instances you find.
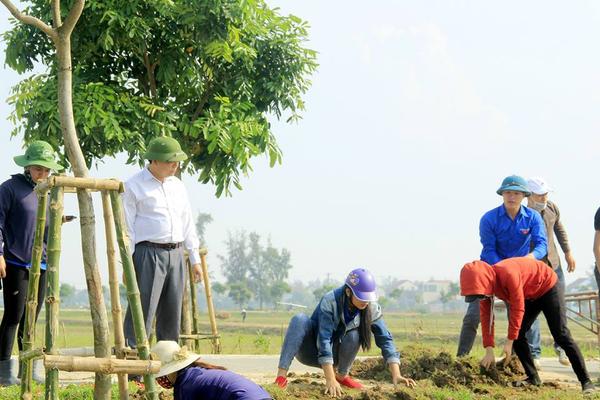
[122,136,202,352]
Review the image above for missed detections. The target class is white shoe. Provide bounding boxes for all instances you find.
[556,348,570,366]
[533,358,542,370]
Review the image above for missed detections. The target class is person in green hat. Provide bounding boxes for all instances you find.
[121,136,202,383]
[0,141,64,385]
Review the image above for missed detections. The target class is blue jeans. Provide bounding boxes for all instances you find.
[526,266,566,358]
[277,313,360,376]
[457,299,480,356]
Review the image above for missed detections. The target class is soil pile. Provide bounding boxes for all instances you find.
[352,345,523,388]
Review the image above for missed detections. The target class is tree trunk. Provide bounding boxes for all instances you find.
[56,36,112,399]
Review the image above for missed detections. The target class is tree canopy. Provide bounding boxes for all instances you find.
[5,0,317,195]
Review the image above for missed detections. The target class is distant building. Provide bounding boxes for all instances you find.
[421,280,453,304]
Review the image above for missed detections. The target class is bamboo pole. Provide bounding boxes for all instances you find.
[35,176,123,193]
[20,190,48,398]
[44,186,65,400]
[181,275,194,350]
[101,191,128,400]
[44,355,160,375]
[109,191,159,400]
[199,249,221,353]
[178,334,221,340]
[19,349,44,363]
[187,258,202,351]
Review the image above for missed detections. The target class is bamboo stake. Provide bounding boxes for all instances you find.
[21,190,48,398]
[45,186,64,400]
[35,176,123,193]
[109,191,158,400]
[187,258,202,351]
[101,191,128,400]
[19,348,44,363]
[199,249,221,353]
[44,355,160,375]
[181,274,194,350]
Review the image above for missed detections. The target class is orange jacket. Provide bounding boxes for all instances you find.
[460,257,557,347]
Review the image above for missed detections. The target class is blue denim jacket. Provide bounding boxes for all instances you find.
[310,285,400,366]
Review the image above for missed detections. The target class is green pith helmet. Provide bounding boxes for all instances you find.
[13,141,64,171]
[143,137,188,162]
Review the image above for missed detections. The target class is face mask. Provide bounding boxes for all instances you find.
[530,200,547,212]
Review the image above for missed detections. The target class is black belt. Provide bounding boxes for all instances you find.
[138,241,182,250]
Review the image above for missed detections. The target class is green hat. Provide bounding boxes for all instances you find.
[143,137,188,162]
[496,175,531,196]
[13,141,64,171]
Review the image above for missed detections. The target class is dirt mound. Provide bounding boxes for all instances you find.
[352,345,523,388]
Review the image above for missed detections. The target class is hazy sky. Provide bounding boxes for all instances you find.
[1,1,600,288]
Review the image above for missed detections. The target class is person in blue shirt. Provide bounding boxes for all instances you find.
[0,142,65,385]
[151,340,272,400]
[457,175,547,358]
[274,268,415,398]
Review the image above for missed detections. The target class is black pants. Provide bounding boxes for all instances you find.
[0,264,47,360]
[513,283,589,384]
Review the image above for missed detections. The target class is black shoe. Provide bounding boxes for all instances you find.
[512,376,542,388]
[582,380,595,394]
[0,359,20,386]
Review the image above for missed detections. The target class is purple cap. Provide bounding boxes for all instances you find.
[345,268,378,302]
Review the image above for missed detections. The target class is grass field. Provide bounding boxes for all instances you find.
[19,308,600,358]
[1,308,599,398]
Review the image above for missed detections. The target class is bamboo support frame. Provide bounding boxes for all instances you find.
[19,348,44,363]
[44,355,160,375]
[109,191,159,399]
[101,191,128,400]
[20,190,48,398]
[181,279,194,350]
[45,186,65,400]
[187,258,202,351]
[199,249,221,353]
[35,176,123,193]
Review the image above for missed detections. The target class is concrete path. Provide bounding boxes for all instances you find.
[25,355,600,386]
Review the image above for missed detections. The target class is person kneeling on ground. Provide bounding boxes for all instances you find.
[151,341,272,400]
[459,257,595,394]
[274,268,416,398]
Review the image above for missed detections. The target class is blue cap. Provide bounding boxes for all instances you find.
[496,175,531,196]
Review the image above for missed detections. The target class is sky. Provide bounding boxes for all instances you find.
[1,1,600,288]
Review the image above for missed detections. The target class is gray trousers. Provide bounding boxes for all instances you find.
[123,242,186,348]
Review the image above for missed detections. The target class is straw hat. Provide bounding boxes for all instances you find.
[151,341,200,377]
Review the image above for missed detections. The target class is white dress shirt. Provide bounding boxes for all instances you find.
[122,167,200,265]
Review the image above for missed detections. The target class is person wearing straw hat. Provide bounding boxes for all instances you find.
[274,268,415,398]
[0,141,64,385]
[456,175,548,359]
[122,136,202,381]
[459,257,594,394]
[151,340,272,399]
[526,177,575,366]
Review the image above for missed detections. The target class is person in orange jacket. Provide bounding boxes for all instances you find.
[459,257,595,394]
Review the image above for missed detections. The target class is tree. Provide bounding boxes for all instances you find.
[195,212,213,247]
[0,1,113,397]
[313,284,336,302]
[228,282,252,309]
[5,0,318,196]
[59,283,76,302]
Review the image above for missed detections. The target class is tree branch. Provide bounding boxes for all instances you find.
[52,0,62,29]
[0,0,57,41]
[144,50,158,98]
[61,0,84,35]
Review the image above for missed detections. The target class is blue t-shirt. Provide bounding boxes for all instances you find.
[0,174,48,270]
[479,204,547,265]
[174,367,271,400]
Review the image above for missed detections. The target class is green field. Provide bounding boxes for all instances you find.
[2,308,599,399]
[18,308,600,358]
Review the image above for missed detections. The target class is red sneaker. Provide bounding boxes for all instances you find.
[336,375,363,389]
[274,376,288,388]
